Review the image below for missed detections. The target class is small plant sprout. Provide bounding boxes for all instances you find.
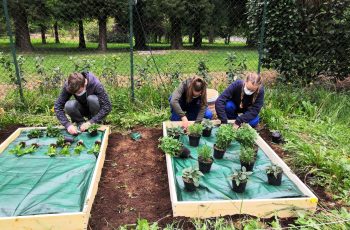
[266,164,283,178]
[46,125,61,137]
[197,145,212,162]
[166,126,184,138]
[215,124,236,150]
[236,123,257,148]
[202,119,215,130]
[188,123,204,137]
[240,146,256,164]
[10,144,36,157]
[27,129,43,139]
[19,141,26,148]
[60,146,70,156]
[46,145,57,157]
[31,143,40,149]
[182,167,204,187]
[231,166,253,186]
[158,136,182,157]
[77,140,84,146]
[88,144,101,156]
[74,144,85,155]
[95,140,101,146]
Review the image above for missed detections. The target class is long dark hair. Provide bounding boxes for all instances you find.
[186,77,207,107]
[240,73,262,108]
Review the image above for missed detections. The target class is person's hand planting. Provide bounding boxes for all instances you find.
[67,125,78,135]
[80,121,91,132]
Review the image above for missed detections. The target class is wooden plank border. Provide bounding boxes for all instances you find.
[163,121,318,218]
[0,126,110,230]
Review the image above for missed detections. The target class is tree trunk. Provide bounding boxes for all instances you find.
[170,17,182,49]
[158,35,162,43]
[97,16,107,51]
[208,25,214,44]
[54,21,60,44]
[13,4,32,52]
[193,23,202,48]
[133,4,147,50]
[78,19,86,49]
[189,31,193,43]
[40,25,46,44]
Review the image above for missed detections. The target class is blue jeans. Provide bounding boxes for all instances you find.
[225,101,260,127]
[169,96,213,121]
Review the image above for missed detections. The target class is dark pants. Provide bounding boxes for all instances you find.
[169,96,213,121]
[225,100,260,127]
[64,95,100,124]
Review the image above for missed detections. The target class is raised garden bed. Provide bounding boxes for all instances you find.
[0,126,110,230]
[163,121,318,218]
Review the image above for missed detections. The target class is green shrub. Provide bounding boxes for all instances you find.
[215,124,235,150]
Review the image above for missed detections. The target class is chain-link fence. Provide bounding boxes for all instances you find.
[0,0,349,105]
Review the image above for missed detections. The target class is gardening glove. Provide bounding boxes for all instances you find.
[181,116,189,131]
[67,125,78,135]
[80,121,91,132]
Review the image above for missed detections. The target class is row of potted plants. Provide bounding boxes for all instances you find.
[182,164,283,193]
[27,124,101,139]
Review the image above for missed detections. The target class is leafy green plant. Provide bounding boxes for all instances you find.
[231,166,253,186]
[197,144,212,162]
[188,123,204,136]
[182,167,204,187]
[236,123,257,148]
[27,129,44,139]
[167,126,184,137]
[60,146,70,156]
[69,56,95,73]
[88,144,101,156]
[74,145,85,155]
[197,59,211,84]
[266,164,283,178]
[240,146,256,164]
[46,125,61,137]
[158,136,182,157]
[10,144,36,157]
[46,145,57,157]
[225,52,247,84]
[88,124,100,133]
[215,124,236,150]
[102,55,120,86]
[56,135,65,147]
[202,119,214,130]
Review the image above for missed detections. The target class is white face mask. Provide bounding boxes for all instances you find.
[244,86,255,95]
[75,89,86,97]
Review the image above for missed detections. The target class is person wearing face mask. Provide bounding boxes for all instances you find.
[54,72,112,135]
[215,73,264,128]
[170,77,213,130]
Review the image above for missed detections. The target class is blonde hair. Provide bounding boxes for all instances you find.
[240,73,262,108]
[67,73,85,94]
[186,76,207,107]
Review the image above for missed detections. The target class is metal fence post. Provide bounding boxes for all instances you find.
[129,0,135,102]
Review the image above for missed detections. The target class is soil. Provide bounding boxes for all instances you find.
[0,125,343,229]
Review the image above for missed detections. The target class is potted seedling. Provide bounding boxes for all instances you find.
[236,124,258,150]
[158,136,190,158]
[60,146,70,156]
[56,135,65,147]
[214,124,236,159]
[271,131,284,144]
[167,126,184,139]
[19,141,26,148]
[197,144,214,173]
[74,144,85,155]
[88,143,101,158]
[88,124,100,136]
[202,119,215,137]
[266,164,283,186]
[46,145,57,157]
[239,146,256,171]
[231,166,253,193]
[182,167,203,192]
[46,125,61,137]
[187,123,204,147]
[27,129,43,139]
[95,140,101,146]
